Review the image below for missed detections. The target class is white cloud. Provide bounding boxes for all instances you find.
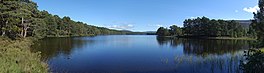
[243,5,259,13]
[156,24,163,27]
[235,10,239,13]
[109,24,134,29]
[171,24,183,27]
[189,16,206,19]
[107,21,135,30]
[190,17,196,19]
[148,24,163,27]
[127,24,133,27]
[88,23,105,27]
[86,21,135,30]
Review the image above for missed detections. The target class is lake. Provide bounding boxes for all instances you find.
[32,35,254,73]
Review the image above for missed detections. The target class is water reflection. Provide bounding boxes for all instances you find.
[32,37,95,60]
[165,52,243,73]
[156,37,254,73]
[32,36,254,73]
[156,37,253,56]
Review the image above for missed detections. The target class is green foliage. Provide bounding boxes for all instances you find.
[0,37,48,73]
[0,0,130,72]
[156,27,170,36]
[240,1,264,72]
[261,48,264,52]
[156,17,253,38]
[156,25,182,36]
[240,49,264,73]
[251,0,264,47]
[0,0,127,39]
[169,25,182,36]
[183,17,248,37]
[248,24,257,38]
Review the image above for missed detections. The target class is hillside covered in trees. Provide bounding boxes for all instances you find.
[0,0,128,39]
[157,17,257,38]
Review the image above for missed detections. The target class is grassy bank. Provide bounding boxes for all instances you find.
[0,37,48,73]
[261,48,264,52]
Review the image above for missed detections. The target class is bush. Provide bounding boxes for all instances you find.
[240,49,264,73]
[0,37,48,73]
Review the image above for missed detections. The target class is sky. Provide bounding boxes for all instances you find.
[33,0,258,32]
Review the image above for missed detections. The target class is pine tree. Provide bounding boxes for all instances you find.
[252,0,264,47]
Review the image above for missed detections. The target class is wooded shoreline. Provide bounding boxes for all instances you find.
[157,35,256,40]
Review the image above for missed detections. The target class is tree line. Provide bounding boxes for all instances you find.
[157,17,256,38]
[0,0,127,39]
[251,0,264,47]
[156,25,182,36]
[238,0,264,72]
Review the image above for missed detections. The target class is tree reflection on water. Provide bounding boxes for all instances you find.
[31,37,95,60]
[156,37,255,73]
[31,36,261,73]
[156,37,253,55]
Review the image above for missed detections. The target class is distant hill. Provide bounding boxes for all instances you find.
[227,20,252,28]
[144,31,156,35]
[144,31,156,33]
[235,20,252,28]
[120,30,133,32]
[119,30,156,35]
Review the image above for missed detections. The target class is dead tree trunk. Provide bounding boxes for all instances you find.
[23,27,29,38]
[21,17,30,38]
[21,17,24,37]
[21,17,29,38]
[1,30,5,36]
[1,20,7,36]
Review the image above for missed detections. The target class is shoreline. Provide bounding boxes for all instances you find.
[46,35,256,41]
[45,34,96,38]
[157,36,256,40]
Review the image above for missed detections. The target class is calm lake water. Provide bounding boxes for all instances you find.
[32,35,254,73]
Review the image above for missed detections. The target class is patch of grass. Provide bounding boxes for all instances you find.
[260,48,264,52]
[0,37,48,73]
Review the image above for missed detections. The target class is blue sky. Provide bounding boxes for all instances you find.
[33,0,258,32]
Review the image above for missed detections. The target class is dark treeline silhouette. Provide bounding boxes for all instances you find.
[183,17,249,37]
[156,17,257,38]
[240,0,264,72]
[156,25,182,36]
[251,0,264,47]
[0,0,129,39]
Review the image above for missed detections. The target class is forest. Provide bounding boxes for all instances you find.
[1,0,264,72]
[0,1,129,72]
[0,0,128,39]
[157,17,257,38]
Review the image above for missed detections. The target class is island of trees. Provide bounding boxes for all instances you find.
[1,0,264,72]
[156,17,257,39]
[156,0,264,72]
